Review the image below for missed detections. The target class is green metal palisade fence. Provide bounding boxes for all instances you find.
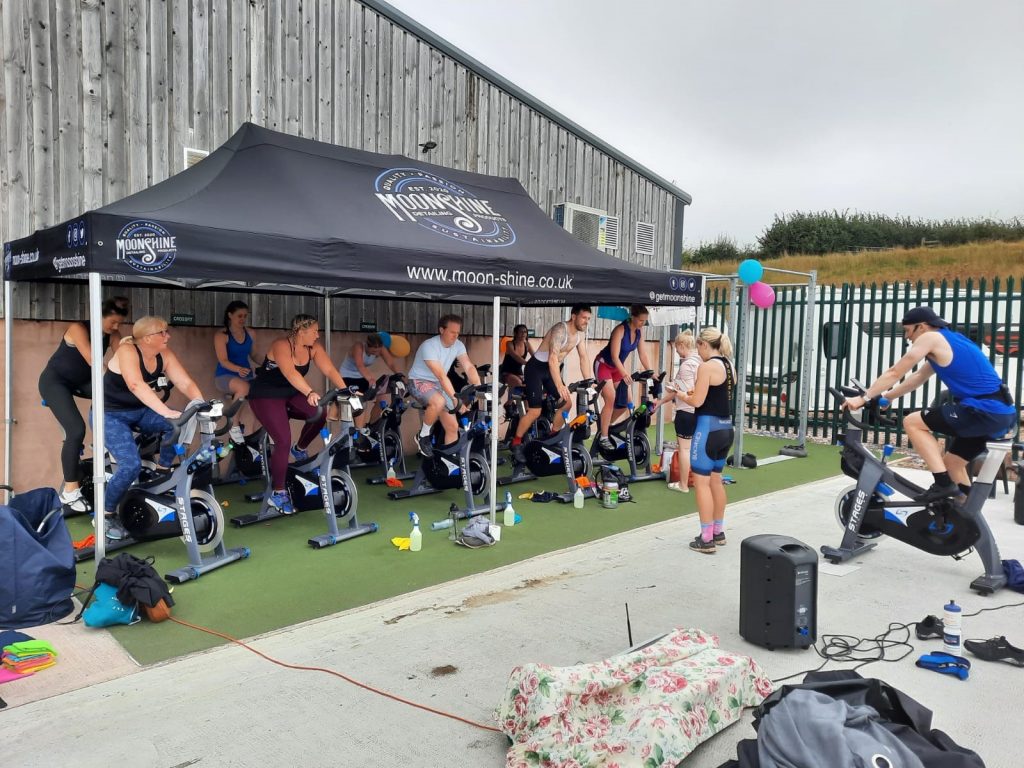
[701,277,1023,446]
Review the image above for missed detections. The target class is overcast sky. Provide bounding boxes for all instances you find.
[386,0,1024,248]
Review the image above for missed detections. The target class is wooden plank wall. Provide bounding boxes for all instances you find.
[0,0,681,340]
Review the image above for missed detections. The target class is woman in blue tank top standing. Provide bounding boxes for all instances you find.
[677,327,736,554]
[214,300,258,443]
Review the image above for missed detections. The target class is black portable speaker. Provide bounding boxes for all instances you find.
[739,534,817,650]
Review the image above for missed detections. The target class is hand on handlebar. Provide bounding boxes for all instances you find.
[558,384,571,405]
[307,391,321,407]
[842,395,866,411]
[164,409,182,420]
[622,372,633,386]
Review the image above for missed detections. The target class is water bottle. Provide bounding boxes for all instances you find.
[943,599,963,656]
[430,518,453,531]
[386,458,397,482]
[504,491,516,527]
[409,512,422,552]
[573,486,585,509]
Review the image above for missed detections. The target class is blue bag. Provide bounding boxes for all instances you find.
[0,488,76,628]
[82,583,139,627]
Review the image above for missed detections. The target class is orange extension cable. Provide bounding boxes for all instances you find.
[167,615,503,733]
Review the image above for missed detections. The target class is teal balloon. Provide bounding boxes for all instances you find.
[738,259,763,286]
[378,330,392,349]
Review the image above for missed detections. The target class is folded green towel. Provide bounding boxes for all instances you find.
[3,640,57,657]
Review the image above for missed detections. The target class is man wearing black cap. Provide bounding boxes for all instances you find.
[843,306,1018,503]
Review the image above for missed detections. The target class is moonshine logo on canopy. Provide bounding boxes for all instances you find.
[374,168,516,247]
[115,220,177,274]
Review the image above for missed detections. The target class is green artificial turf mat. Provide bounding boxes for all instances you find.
[66,433,841,665]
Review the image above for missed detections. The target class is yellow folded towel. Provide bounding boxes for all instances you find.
[391,537,411,551]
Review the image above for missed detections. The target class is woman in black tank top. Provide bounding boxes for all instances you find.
[247,314,351,515]
[498,324,533,388]
[100,316,205,536]
[677,327,736,554]
[38,297,128,512]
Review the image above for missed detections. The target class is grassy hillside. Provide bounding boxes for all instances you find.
[694,240,1024,286]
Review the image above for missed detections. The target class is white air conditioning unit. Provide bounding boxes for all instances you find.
[553,202,619,251]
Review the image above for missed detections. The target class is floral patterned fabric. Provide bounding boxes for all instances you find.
[497,628,773,768]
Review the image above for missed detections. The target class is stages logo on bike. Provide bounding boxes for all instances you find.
[374,168,516,247]
[115,220,177,274]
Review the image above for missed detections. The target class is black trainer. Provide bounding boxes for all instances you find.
[713,532,726,546]
[689,535,716,554]
[417,433,434,458]
[918,482,960,505]
[512,442,526,465]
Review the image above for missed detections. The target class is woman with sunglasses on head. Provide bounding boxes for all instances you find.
[102,317,204,540]
[247,314,349,515]
[38,297,130,513]
[676,327,736,554]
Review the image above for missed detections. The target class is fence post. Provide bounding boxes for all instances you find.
[782,270,816,457]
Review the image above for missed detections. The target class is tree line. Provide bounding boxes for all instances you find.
[686,211,1024,263]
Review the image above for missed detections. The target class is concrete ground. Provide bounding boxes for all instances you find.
[4,468,1023,768]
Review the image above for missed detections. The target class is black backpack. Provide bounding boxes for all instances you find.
[74,553,175,622]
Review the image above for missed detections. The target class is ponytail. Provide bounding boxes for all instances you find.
[698,327,733,360]
[121,315,168,346]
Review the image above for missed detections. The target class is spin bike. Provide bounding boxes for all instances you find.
[823,382,1011,595]
[352,373,416,485]
[68,379,175,517]
[589,370,666,483]
[498,379,599,502]
[499,389,558,451]
[210,406,266,488]
[388,384,504,520]
[231,389,378,548]
[75,399,252,584]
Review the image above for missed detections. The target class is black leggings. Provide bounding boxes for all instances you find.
[38,368,90,484]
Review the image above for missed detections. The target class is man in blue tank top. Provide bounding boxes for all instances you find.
[844,306,1018,503]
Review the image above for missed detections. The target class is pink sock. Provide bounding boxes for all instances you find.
[713,520,724,535]
[700,523,714,543]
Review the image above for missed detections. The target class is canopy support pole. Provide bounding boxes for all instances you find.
[323,292,332,391]
[730,278,749,469]
[489,295,501,526]
[797,270,817,449]
[89,273,108,560]
[3,277,12,502]
[654,324,667,456]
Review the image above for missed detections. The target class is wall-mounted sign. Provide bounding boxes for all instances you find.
[170,313,195,326]
[360,321,378,332]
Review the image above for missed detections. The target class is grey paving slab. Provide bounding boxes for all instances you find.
[4,470,1022,768]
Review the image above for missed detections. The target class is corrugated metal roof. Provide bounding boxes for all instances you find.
[364,0,693,205]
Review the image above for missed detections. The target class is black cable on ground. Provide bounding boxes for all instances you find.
[770,600,1024,684]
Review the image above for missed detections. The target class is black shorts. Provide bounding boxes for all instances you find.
[345,377,370,396]
[524,357,558,408]
[674,410,697,440]
[921,401,1019,461]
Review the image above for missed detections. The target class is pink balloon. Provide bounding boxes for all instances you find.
[750,281,776,309]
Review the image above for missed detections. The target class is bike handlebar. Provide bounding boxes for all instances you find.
[213,398,245,437]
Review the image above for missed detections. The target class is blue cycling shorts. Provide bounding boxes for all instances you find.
[690,415,734,476]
